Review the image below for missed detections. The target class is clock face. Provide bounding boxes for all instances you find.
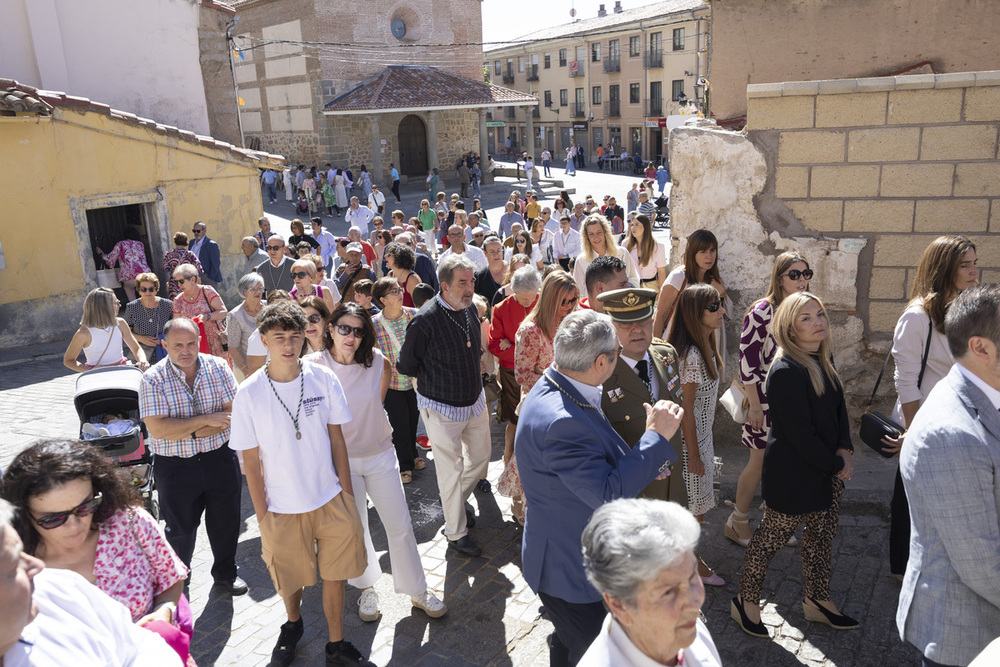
[391,18,406,39]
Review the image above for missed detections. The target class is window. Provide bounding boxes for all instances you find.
[494,60,501,75]
[608,84,619,101]
[592,86,602,105]
[575,88,584,104]
[629,36,640,57]
[544,53,551,69]
[673,27,685,51]
[559,89,568,106]
[672,79,685,101]
[544,90,552,107]
[650,32,662,52]
[518,56,525,73]
[559,49,567,66]
[591,43,601,62]
[609,39,619,57]
[629,83,640,104]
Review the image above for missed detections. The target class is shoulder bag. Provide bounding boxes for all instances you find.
[859,318,932,458]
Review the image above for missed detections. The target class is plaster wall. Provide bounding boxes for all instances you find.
[0,0,214,136]
[708,0,1000,122]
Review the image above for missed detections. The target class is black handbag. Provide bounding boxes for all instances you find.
[859,319,932,457]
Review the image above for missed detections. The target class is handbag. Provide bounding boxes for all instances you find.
[719,380,749,423]
[859,318,932,458]
[199,288,226,352]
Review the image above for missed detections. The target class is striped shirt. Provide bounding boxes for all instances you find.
[139,354,237,457]
[373,308,417,391]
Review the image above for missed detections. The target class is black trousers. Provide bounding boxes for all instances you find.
[391,179,401,202]
[538,592,606,667]
[558,258,570,271]
[384,388,418,472]
[154,445,241,582]
[889,466,911,575]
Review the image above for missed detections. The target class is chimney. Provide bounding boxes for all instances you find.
[614,1,623,13]
[598,4,606,17]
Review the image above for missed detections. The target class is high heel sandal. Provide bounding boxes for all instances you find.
[723,501,751,547]
[802,597,859,630]
[730,597,769,638]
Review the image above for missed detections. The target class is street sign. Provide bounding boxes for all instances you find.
[645,117,667,128]
[572,121,589,131]
[486,121,505,127]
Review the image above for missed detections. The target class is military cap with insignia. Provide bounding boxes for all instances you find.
[596,288,658,323]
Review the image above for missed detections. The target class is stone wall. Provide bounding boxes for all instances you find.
[199,2,242,148]
[746,71,1000,336]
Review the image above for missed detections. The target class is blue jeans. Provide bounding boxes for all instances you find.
[542,160,551,176]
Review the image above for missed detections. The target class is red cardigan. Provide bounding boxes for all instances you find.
[488,294,537,369]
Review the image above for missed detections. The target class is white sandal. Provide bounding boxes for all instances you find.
[723,501,751,548]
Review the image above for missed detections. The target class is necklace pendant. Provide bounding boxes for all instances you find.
[296,431,302,440]
[467,340,472,348]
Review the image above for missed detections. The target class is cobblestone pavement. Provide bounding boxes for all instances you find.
[0,356,922,666]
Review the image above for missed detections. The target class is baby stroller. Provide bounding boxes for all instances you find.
[74,366,158,519]
[653,194,670,229]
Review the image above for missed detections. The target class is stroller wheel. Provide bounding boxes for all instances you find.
[144,495,160,521]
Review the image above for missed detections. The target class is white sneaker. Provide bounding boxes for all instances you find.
[358,587,380,622]
[411,590,447,618]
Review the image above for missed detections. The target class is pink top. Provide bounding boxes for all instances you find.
[173,285,227,359]
[94,507,188,622]
[514,321,554,394]
[103,240,151,283]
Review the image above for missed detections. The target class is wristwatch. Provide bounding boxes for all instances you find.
[153,600,177,625]
[191,431,198,440]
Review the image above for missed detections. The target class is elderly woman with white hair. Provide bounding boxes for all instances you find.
[225,273,265,382]
[171,263,228,359]
[579,498,722,667]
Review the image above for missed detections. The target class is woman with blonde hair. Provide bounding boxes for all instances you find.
[725,251,812,547]
[571,215,640,294]
[885,235,978,576]
[732,292,857,638]
[505,229,543,270]
[668,283,725,586]
[122,272,173,362]
[621,213,666,292]
[288,258,336,312]
[653,229,729,339]
[64,288,149,372]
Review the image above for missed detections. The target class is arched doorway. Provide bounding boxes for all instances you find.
[398,115,428,177]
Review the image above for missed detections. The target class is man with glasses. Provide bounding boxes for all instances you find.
[241,236,268,277]
[190,222,222,288]
[439,225,488,272]
[139,318,248,597]
[466,212,487,245]
[368,183,386,215]
[553,214,582,271]
[539,207,558,233]
[255,234,295,296]
[515,309,683,666]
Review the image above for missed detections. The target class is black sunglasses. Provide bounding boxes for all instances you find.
[139,286,157,293]
[267,245,284,251]
[705,299,723,313]
[192,229,203,234]
[32,492,103,529]
[291,271,309,279]
[334,324,365,338]
[307,313,324,324]
[781,268,814,281]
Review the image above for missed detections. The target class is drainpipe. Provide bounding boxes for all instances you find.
[226,15,246,148]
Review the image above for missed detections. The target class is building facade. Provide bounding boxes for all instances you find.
[483,0,708,164]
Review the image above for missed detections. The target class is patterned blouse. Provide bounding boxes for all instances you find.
[514,321,554,394]
[123,297,174,339]
[94,507,188,622]
[103,240,151,283]
[162,248,203,299]
[373,307,417,391]
[173,286,227,359]
[738,299,777,449]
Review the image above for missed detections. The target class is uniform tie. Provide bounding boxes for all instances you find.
[635,359,652,397]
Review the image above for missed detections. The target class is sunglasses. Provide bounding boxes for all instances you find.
[335,324,365,338]
[139,286,157,293]
[32,492,103,530]
[192,229,203,234]
[560,296,578,307]
[175,277,196,284]
[267,245,284,251]
[291,271,309,279]
[307,313,324,324]
[781,269,814,281]
[705,299,723,313]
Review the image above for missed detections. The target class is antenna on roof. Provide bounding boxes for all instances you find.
[570,0,576,19]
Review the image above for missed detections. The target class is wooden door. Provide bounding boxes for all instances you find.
[398,115,428,177]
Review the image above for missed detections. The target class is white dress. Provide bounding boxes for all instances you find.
[680,346,719,516]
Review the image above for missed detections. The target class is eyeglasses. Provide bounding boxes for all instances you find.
[307,313,324,324]
[175,277,196,284]
[192,229,203,234]
[267,245,284,251]
[560,296,578,307]
[139,286,157,293]
[447,232,463,238]
[781,268,814,281]
[705,299,723,313]
[291,271,309,279]
[335,324,365,338]
[32,492,103,530]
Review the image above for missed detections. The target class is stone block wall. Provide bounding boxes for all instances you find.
[747,71,1000,335]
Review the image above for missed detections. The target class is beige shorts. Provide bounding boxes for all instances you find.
[259,491,367,599]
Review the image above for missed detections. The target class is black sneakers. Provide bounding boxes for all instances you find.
[325,640,375,666]
[271,618,304,666]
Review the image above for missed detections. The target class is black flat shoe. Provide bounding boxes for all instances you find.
[731,597,769,638]
[802,597,859,630]
[447,535,481,557]
[214,576,249,596]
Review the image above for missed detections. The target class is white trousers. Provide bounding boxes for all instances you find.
[421,407,491,540]
[347,447,427,596]
[423,229,438,256]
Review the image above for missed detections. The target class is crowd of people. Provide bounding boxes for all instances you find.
[9,162,999,667]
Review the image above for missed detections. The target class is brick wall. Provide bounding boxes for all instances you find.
[747,71,1000,334]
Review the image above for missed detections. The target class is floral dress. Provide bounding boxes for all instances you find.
[173,285,228,359]
[738,300,777,450]
[680,346,719,516]
[103,240,151,282]
[162,248,203,299]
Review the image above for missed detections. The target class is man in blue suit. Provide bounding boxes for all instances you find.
[898,283,1000,667]
[191,221,222,288]
[515,308,683,667]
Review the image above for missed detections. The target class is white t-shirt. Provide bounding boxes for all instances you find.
[666,266,686,290]
[622,238,667,280]
[246,329,268,360]
[6,569,180,667]
[505,245,543,266]
[230,361,352,513]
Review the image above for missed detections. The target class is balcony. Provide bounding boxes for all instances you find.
[568,60,585,78]
[605,100,621,117]
[505,106,516,119]
[645,97,663,117]
[532,106,540,118]
[643,49,663,69]
[571,102,586,118]
[502,72,515,84]
[603,56,620,73]
[526,65,539,82]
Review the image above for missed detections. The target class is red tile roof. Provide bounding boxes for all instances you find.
[0,78,285,166]
[324,66,537,113]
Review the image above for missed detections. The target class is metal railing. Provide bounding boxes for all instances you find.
[526,65,539,81]
[646,97,663,117]
[502,72,515,84]
[603,56,620,73]
[571,103,586,118]
[643,49,663,69]
[605,100,621,117]
[568,60,585,78]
